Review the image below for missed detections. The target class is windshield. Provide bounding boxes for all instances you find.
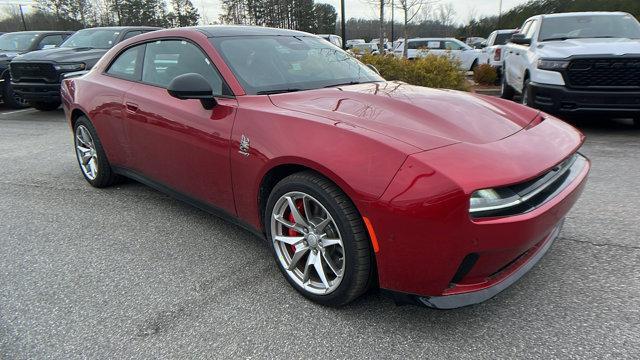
[495,32,516,45]
[61,29,120,49]
[0,33,37,52]
[539,14,640,41]
[211,36,383,94]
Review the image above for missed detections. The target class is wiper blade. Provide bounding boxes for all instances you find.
[256,89,302,95]
[324,81,362,88]
[541,37,573,42]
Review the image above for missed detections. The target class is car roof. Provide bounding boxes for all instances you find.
[77,26,160,31]
[408,37,457,41]
[540,11,630,19]
[495,29,517,33]
[195,25,312,38]
[0,30,73,35]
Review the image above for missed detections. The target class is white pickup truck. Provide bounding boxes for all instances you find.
[501,12,640,125]
[479,29,517,77]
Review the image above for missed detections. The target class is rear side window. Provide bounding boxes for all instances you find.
[106,45,144,81]
[141,39,226,95]
[122,31,142,41]
[38,35,65,49]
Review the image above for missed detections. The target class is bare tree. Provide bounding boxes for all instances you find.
[435,2,456,29]
[397,0,437,57]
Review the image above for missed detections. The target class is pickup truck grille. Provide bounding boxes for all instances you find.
[10,62,58,83]
[566,57,640,89]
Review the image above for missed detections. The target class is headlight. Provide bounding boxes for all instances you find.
[469,188,520,214]
[537,59,569,71]
[54,63,86,71]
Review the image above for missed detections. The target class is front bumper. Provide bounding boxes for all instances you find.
[12,82,61,102]
[529,82,640,116]
[419,220,562,309]
[364,117,589,308]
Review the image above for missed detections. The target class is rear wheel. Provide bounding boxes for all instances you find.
[500,72,515,100]
[265,171,372,307]
[2,81,28,109]
[30,100,61,111]
[73,116,119,187]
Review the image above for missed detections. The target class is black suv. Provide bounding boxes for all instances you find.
[10,26,159,111]
[0,31,72,108]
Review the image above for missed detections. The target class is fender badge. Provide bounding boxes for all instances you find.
[239,134,250,156]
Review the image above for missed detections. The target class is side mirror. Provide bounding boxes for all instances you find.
[366,64,380,75]
[480,43,487,48]
[510,34,531,46]
[167,73,217,110]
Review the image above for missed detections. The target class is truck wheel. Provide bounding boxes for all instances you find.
[500,73,515,100]
[521,78,532,107]
[2,81,29,109]
[30,101,61,111]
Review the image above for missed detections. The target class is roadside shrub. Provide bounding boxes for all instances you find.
[360,53,468,91]
[473,64,498,85]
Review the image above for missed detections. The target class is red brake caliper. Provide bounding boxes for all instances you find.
[287,199,305,254]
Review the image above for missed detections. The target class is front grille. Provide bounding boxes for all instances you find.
[566,57,640,89]
[10,62,58,83]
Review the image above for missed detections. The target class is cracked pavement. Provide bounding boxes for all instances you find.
[1,108,639,359]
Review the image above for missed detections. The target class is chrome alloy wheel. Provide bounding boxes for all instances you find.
[75,125,98,180]
[271,192,345,295]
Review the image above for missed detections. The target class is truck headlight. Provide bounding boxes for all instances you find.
[469,188,520,214]
[54,63,86,71]
[537,59,569,71]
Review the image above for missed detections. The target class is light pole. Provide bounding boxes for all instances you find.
[341,0,346,49]
[391,0,394,42]
[498,0,503,28]
[19,4,27,31]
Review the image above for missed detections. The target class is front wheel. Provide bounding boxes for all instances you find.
[30,100,61,111]
[2,81,29,109]
[265,171,373,307]
[500,72,515,100]
[521,78,532,106]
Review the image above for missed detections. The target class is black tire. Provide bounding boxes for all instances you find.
[500,71,515,100]
[633,117,640,129]
[521,78,532,107]
[30,100,61,111]
[265,171,372,307]
[73,116,119,188]
[470,59,478,72]
[2,81,28,109]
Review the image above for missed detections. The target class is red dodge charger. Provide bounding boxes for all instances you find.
[61,26,590,308]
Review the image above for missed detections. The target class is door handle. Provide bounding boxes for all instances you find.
[125,102,139,113]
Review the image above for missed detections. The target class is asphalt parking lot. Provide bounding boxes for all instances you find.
[1,107,639,359]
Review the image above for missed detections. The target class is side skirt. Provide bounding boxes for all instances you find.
[112,166,266,240]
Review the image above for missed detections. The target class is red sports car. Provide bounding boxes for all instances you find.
[61,27,590,309]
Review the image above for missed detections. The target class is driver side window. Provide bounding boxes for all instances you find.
[141,39,228,96]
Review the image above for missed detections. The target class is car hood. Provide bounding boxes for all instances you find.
[0,51,22,61]
[269,82,540,151]
[536,38,640,58]
[12,47,108,64]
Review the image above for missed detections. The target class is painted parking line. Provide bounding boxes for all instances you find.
[0,108,37,116]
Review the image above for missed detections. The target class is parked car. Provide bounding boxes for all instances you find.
[346,39,366,48]
[318,34,342,48]
[10,26,159,111]
[479,29,517,78]
[502,11,640,125]
[394,38,481,70]
[350,43,380,56]
[465,36,486,49]
[62,26,590,308]
[0,31,72,108]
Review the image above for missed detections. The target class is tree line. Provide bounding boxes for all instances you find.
[219,0,337,34]
[0,0,200,32]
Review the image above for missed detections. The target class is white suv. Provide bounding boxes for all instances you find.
[502,12,640,124]
[394,38,481,71]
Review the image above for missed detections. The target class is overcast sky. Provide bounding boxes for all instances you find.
[1,0,531,26]
[196,0,531,25]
